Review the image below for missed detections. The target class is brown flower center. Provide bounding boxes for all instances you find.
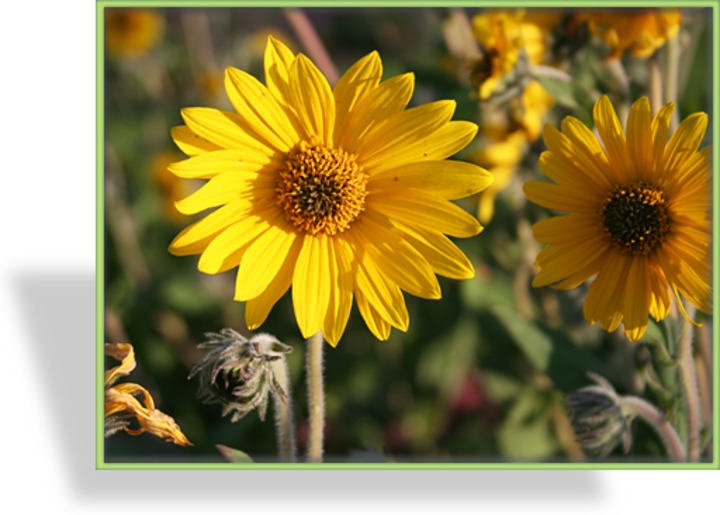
[600,181,670,255]
[276,143,368,235]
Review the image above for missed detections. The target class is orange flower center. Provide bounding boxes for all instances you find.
[601,181,670,255]
[276,143,368,235]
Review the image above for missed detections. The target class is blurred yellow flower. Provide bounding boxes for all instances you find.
[475,129,528,224]
[105,343,192,446]
[582,9,681,59]
[152,152,196,222]
[524,96,711,341]
[105,9,164,57]
[168,36,492,346]
[471,10,546,100]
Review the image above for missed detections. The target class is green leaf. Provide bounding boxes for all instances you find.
[216,444,254,463]
[498,387,558,459]
[489,306,617,392]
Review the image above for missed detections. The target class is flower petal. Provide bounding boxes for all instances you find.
[225,66,299,151]
[171,125,222,156]
[169,199,252,256]
[370,160,493,200]
[181,108,275,155]
[623,256,650,341]
[168,149,272,179]
[367,188,482,238]
[245,250,297,330]
[174,171,274,215]
[593,95,631,179]
[322,236,355,347]
[523,181,599,214]
[333,51,382,141]
[355,288,392,341]
[292,234,332,338]
[234,220,300,301]
[264,35,296,106]
[288,54,335,145]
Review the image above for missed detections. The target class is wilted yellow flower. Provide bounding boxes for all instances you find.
[168,36,492,346]
[105,343,192,446]
[581,9,682,59]
[524,96,711,341]
[105,9,164,57]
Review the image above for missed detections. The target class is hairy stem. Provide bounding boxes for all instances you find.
[306,331,325,462]
[270,357,297,462]
[677,305,701,461]
[621,395,686,462]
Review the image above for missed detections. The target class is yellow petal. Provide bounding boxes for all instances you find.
[522,181,600,214]
[171,125,222,156]
[224,66,299,152]
[104,343,136,387]
[623,256,650,341]
[367,120,479,175]
[181,107,275,155]
[333,51,382,141]
[338,72,415,150]
[197,206,280,274]
[367,188,482,238]
[584,252,631,332]
[292,234,331,338]
[288,54,335,145]
[355,288,392,341]
[264,35,296,106]
[370,161,493,200]
[245,247,298,330]
[234,221,300,301]
[650,102,675,174]
[626,97,653,182]
[351,215,441,299]
[321,236,355,346]
[593,95,631,179]
[357,100,456,168]
[174,171,274,215]
[659,111,708,181]
[168,149,272,179]
[168,199,252,256]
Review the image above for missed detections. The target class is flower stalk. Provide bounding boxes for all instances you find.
[677,305,701,461]
[620,395,686,462]
[306,331,325,462]
[270,357,297,462]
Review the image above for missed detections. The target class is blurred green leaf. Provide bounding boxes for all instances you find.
[490,306,617,392]
[498,388,557,459]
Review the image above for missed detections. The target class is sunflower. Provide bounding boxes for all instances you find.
[581,9,681,59]
[168,36,492,346]
[524,96,711,341]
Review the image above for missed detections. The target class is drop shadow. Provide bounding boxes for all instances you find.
[15,270,603,504]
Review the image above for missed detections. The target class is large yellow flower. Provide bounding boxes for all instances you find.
[524,96,712,341]
[581,9,681,59]
[168,37,492,346]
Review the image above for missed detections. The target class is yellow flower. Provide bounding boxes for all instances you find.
[475,129,528,224]
[105,343,192,446]
[105,9,164,57]
[168,36,492,346]
[582,9,681,59]
[471,11,546,100]
[524,96,711,341]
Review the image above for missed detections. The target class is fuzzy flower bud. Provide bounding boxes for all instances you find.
[565,372,634,457]
[188,328,292,422]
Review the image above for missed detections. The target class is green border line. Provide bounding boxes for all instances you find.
[97,0,720,470]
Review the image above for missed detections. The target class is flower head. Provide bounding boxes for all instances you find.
[105,9,164,57]
[168,36,492,346]
[105,343,192,446]
[581,9,681,59]
[188,329,292,422]
[565,373,633,457]
[524,96,712,341]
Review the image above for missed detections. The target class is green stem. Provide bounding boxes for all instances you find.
[306,331,325,462]
[270,357,297,462]
[621,395,686,462]
[648,54,663,114]
[663,34,681,130]
[677,305,701,461]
